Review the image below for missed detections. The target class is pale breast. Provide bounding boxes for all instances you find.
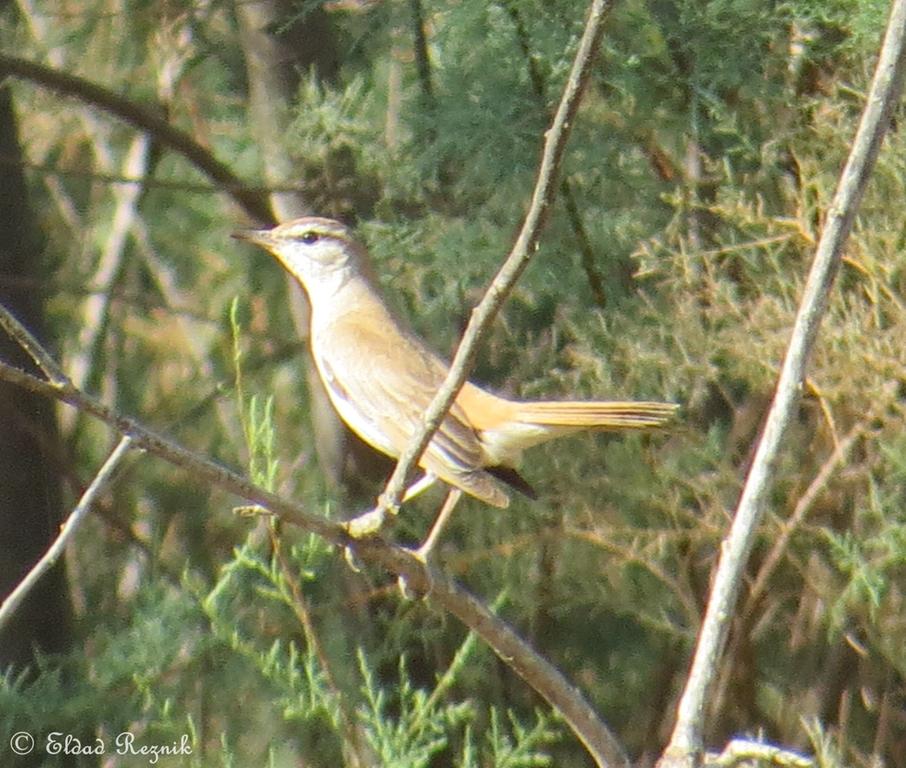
[313,349,401,458]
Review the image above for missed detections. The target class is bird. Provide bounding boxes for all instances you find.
[233,216,677,560]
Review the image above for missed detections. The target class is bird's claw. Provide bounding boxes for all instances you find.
[344,502,396,539]
[397,544,439,601]
[343,545,365,573]
[232,504,273,518]
[343,502,399,573]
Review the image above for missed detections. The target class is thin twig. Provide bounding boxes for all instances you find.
[658,3,906,765]
[566,526,701,631]
[377,0,615,513]
[744,423,863,615]
[706,738,814,768]
[731,387,893,641]
[0,436,133,633]
[561,179,609,307]
[0,304,68,384]
[69,133,150,393]
[0,302,628,768]
[504,0,608,307]
[409,0,434,107]
[269,531,369,766]
[713,418,872,721]
[0,154,308,195]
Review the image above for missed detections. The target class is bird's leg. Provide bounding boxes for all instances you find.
[345,472,437,540]
[414,488,463,563]
[401,472,439,503]
[398,488,462,599]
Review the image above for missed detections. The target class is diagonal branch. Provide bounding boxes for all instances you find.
[504,0,609,307]
[0,54,273,224]
[377,0,615,513]
[0,435,133,634]
[0,303,68,384]
[658,2,906,765]
[69,133,151,394]
[0,302,627,768]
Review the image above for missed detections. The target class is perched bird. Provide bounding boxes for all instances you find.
[234,217,676,558]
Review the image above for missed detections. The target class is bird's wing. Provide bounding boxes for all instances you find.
[313,312,509,507]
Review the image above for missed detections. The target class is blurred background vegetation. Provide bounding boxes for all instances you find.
[0,0,904,765]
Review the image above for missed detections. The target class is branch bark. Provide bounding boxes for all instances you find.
[658,2,906,765]
[0,302,628,768]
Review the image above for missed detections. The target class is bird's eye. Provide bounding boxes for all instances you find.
[300,231,320,245]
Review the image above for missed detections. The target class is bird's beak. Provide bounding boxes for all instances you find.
[231,227,274,247]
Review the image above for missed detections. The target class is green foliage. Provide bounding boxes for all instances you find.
[356,650,469,766]
[231,297,280,491]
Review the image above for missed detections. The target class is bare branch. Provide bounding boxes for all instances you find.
[0,303,68,384]
[0,436,133,634]
[0,54,273,224]
[378,0,616,512]
[0,301,627,768]
[659,2,906,765]
[504,0,609,307]
[0,155,307,195]
[69,134,150,393]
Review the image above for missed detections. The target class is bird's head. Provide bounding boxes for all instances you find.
[233,216,367,297]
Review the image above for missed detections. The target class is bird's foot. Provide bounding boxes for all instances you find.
[397,541,440,601]
[343,545,365,573]
[343,500,400,573]
[344,497,399,540]
[344,507,386,539]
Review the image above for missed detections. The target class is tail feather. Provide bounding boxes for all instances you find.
[513,400,678,430]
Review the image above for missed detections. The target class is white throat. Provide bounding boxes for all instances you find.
[301,264,354,307]
[306,270,374,336]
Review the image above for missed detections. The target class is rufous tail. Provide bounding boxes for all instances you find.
[513,400,677,430]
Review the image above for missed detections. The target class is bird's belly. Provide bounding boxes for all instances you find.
[313,352,399,459]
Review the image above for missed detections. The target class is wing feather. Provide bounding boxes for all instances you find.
[313,312,509,506]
